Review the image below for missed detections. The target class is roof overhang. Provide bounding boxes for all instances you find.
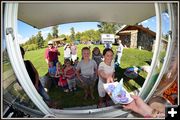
[18,2,168,29]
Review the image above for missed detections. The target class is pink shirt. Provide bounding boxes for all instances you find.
[45,47,59,62]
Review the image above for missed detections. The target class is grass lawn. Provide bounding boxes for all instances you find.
[24,44,153,108]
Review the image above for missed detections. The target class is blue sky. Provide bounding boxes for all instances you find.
[17,12,170,44]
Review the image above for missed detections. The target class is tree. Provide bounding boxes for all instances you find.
[36,31,44,48]
[24,35,36,45]
[70,27,75,41]
[46,33,53,41]
[94,30,101,41]
[59,34,66,38]
[97,22,122,34]
[75,32,81,40]
[52,25,59,38]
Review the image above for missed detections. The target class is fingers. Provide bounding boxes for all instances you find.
[122,105,131,110]
[130,94,139,100]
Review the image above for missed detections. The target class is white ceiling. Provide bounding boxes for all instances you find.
[18,2,167,29]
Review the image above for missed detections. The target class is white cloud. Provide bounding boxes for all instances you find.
[151,18,155,22]
[41,29,50,39]
[17,33,29,44]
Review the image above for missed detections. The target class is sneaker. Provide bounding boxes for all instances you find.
[64,89,69,93]
[73,87,77,91]
[70,89,73,92]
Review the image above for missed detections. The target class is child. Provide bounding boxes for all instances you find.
[55,62,63,78]
[64,59,76,92]
[56,62,69,93]
[115,40,124,68]
[48,61,56,77]
[64,44,71,60]
[48,61,58,87]
[92,47,103,67]
[97,48,115,108]
[76,47,98,100]
[73,57,79,69]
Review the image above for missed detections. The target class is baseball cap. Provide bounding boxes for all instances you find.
[48,41,53,45]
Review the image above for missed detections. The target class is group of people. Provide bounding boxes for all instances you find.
[19,38,178,118]
[44,41,78,93]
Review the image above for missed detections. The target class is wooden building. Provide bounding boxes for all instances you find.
[116,25,168,51]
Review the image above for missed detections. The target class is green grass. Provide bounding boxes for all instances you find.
[24,44,153,108]
[49,86,99,108]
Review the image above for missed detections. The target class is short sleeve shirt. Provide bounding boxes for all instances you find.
[76,59,97,76]
[98,62,115,83]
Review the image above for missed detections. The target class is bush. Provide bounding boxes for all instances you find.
[24,44,38,51]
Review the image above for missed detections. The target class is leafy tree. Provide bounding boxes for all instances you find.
[24,35,37,46]
[46,33,53,41]
[70,27,75,41]
[93,30,101,41]
[36,31,44,48]
[59,34,66,38]
[80,35,89,42]
[97,22,122,34]
[52,25,59,38]
[80,29,100,42]
[75,32,81,40]
[65,35,71,43]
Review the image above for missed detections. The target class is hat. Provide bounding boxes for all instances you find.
[48,41,53,45]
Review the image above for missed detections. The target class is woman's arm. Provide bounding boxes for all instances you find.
[76,68,83,83]
[98,70,113,83]
[28,60,39,90]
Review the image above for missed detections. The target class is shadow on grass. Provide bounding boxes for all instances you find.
[48,83,99,109]
[115,66,145,92]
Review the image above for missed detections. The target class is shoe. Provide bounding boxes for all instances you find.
[73,87,77,91]
[64,89,69,93]
[70,89,73,92]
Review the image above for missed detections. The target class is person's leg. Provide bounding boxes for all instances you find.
[117,53,122,65]
[38,83,51,102]
[67,79,73,92]
[72,78,77,90]
[89,75,96,99]
[97,81,106,108]
[80,76,89,99]
[63,84,69,93]
[84,87,89,99]
[105,93,111,107]
[51,77,58,88]
[71,55,77,63]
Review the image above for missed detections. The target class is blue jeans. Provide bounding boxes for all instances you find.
[37,83,51,102]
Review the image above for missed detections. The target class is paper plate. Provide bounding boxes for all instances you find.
[103,81,134,104]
